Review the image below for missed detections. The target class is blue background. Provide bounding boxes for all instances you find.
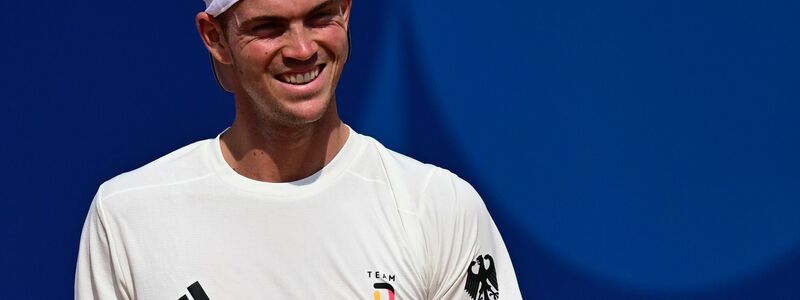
[2,0,799,298]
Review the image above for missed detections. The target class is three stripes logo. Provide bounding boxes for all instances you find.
[178,281,210,300]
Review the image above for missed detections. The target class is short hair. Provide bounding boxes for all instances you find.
[213,11,234,40]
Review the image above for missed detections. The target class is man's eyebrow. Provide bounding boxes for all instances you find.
[237,0,340,29]
[307,0,340,15]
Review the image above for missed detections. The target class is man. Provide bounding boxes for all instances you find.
[75,0,521,298]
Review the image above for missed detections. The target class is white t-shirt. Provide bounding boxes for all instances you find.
[75,127,521,299]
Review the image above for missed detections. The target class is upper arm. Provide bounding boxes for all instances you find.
[419,170,522,299]
[75,191,132,300]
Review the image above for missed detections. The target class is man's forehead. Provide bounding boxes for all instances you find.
[228,0,339,19]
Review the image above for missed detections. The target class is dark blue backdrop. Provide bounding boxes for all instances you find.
[2,0,799,298]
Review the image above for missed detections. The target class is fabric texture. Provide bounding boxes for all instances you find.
[75,127,521,299]
[204,0,240,17]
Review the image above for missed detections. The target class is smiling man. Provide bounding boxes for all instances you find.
[75,0,521,299]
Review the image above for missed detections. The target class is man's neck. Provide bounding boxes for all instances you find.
[218,106,350,183]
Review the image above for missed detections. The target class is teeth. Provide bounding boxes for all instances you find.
[280,67,321,85]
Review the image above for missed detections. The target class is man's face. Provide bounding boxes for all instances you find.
[217,0,350,126]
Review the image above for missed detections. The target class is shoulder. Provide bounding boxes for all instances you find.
[419,165,487,220]
[95,139,214,208]
[357,133,485,215]
[359,135,440,186]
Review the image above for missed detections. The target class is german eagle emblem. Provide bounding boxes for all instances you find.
[465,254,499,300]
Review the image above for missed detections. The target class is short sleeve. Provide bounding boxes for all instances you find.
[75,192,132,300]
[420,170,522,299]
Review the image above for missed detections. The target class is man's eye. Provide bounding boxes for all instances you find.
[251,23,284,37]
[253,23,279,31]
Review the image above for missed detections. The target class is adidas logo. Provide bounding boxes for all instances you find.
[178,281,210,300]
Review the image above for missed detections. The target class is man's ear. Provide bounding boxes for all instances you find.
[337,0,352,65]
[196,12,233,65]
[340,0,352,29]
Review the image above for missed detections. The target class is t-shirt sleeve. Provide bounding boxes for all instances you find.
[75,192,132,300]
[420,170,522,299]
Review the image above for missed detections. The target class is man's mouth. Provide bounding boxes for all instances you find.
[276,64,325,85]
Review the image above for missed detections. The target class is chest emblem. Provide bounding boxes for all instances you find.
[368,270,397,299]
[373,282,396,300]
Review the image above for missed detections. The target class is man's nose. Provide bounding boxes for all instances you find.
[282,26,317,62]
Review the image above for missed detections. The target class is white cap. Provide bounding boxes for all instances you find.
[204,0,241,17]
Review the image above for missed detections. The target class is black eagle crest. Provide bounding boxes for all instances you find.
[465,254,499,300]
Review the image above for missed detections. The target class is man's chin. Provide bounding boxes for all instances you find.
[241,81,335,127]
[270,97,333,126]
